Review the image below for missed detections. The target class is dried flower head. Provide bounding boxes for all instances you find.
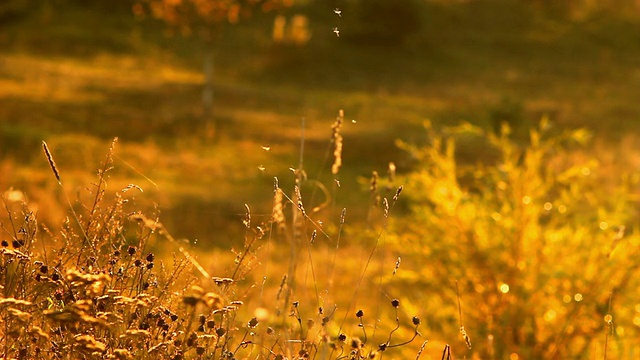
[248,317,259,328]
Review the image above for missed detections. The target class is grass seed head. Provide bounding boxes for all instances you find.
[370,171,379,193]
[393,185,403,202]
[388,162,396,181]
[331,109,344,175]
[42,141,61,183]
[393,257,401,275]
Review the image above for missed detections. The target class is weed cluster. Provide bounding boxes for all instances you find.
[2,112,430,359]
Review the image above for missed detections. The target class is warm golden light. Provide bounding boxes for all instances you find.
[544,309,557,322]
[500,283,510,294]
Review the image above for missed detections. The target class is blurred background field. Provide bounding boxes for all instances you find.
[2,0,640,239]
[2,0,640,358]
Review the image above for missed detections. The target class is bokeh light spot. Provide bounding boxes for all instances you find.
[500,283,510,294]
[544,309,556,322]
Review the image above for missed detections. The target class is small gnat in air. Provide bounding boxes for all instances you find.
[258,165,266,172]
[261,145,271,151]
[333,27,340,37]
[333,8,342,17]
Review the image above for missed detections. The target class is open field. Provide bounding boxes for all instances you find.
[2,1,640,358]
[2,2,640,233]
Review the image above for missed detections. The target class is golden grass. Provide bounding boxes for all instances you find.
[4,117,640,359]
[2,132,440,359]
[0,53,202,102]
[3,3,640,357]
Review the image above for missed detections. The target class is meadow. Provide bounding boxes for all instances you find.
[2,0,640,358]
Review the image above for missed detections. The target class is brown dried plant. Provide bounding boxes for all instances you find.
[2,115,441,360]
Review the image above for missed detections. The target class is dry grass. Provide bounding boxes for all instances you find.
[2,128,435,359]
[3,114,640,359]
[3,2,640,359]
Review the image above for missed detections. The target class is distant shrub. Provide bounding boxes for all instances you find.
[528,0,640,19]
[344,0,423,45]
[0,0,33,24]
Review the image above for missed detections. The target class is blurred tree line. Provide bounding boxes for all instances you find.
[2,0,637,137]
[133,0,295,138]
[4,0,639,29]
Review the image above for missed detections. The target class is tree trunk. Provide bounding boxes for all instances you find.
[202,48,215,139]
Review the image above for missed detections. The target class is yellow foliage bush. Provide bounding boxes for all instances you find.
[389,120,640,359]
